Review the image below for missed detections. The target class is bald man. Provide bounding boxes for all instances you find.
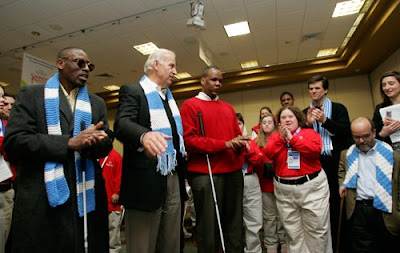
[338,117,400,252]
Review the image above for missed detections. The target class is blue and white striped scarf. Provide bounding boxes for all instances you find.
[343,140,393,213]
[44,73,95,217]
[311,98,333,155]
[139,75,185,175]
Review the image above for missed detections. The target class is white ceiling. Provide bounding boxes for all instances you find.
[0,0,360,96]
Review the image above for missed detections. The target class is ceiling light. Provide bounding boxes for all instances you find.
[103,85,120,91]
[317,48,338,57]
[175,72,192,79]
[133,42,159,55]
[0,81,11,87]
[332,0,365,17]
[224,21,250,37]
[241,60,259,69]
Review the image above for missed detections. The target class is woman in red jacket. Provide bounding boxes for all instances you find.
[264,106,332,253]
[254,113,286,253]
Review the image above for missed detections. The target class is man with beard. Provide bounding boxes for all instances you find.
[338,117,400,252]
[3,47,112,253]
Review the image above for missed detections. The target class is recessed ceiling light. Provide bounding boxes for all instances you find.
[0,81,11,87]
[133,42,159,55]
[175,72,192,79]
[224,21,250,37]
[317,48,338,57]
[332,0,365,18]
[103,85,120,91]
[240,60,259,69]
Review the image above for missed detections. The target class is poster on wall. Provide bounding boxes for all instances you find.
[20,53,56,87]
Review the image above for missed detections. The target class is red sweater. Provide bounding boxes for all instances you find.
[100,149,122,212]
[0,119,17,183]
[244,140,274,192]
[180,97,244,174]
[263,128,322,178]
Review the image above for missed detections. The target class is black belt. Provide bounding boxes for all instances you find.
[274,170,321,185]
[245,170,255,176]
[356,199,374,206]
[0,183,12,192]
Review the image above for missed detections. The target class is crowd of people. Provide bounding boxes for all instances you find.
[0,46,399,253]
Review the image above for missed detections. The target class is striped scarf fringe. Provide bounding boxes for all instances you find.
[44,73,95,217]
[343,140,393,213]
[139,75,185,176]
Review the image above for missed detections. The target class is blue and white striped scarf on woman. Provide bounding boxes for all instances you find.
[311,98,333,155]
[343,140,393,213]
[139,75,185,175]
[44,73,95,217]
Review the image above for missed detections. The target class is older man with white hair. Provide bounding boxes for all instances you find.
[115,49,186,253]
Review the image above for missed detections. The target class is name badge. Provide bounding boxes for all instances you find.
[287,150,300,169]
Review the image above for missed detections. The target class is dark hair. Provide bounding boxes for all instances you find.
[379,70,400,107]
[308,75,329,90]
[236,113,244,124]
[280,91,294,101]
[201,66,221,78]
[277,106,306,128]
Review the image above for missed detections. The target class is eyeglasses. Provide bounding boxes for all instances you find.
[353,133,373,141]
[62,57,95,72]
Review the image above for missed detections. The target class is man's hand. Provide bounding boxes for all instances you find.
[68,121,108,150]
[142,131,172,159]
[111,194,119,204]
[339,186,347,198]
[312,107,326,124]
[226,135,250,152]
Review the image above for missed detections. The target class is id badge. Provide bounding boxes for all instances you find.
[287,150,300,169]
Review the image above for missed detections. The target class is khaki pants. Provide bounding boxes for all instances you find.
[108,211,122,253]
[243,173,262,253]
[274,170,332,253]
[125,174,181,253]
[0,189,14,253]
[262,192,286,251]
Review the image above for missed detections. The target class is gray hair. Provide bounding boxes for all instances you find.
[144,49,176,74]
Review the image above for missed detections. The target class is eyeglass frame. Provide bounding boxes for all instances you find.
[61,57,95,72]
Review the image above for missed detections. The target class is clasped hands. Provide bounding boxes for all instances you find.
[68,121,108,150]
[306,107,326,126]
[226,135,250,152]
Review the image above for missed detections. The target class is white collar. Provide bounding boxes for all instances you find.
[144,77,166,100]
[196,92,219,101]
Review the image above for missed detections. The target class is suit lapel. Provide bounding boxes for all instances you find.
[58,88,74,134]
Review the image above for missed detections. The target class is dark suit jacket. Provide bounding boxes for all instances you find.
[3,84,112,252]
[338,148,400,236]
[303,101,352,155]
[114,82,185,211]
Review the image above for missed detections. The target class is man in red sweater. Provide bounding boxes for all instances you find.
[180,66,248,253]
[100,149,123,253]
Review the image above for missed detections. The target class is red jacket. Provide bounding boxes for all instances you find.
[180,97,244,174]
[0,119,17,183]
[100,149,122,212]
[244,140,274,192]
[263,128,322,178]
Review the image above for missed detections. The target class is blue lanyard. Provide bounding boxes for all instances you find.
[0,119,4,136]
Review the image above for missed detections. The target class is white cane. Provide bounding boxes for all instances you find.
[81,121,89,253]
[198,112,226,253]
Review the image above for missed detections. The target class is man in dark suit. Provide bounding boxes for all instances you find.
[303,75,352,249]
[114,48,186,253]
[338,117,400,252]
[3,47,112,253]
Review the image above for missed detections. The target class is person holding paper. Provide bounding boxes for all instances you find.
[372,71,400,151]
[264,106,332,253]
